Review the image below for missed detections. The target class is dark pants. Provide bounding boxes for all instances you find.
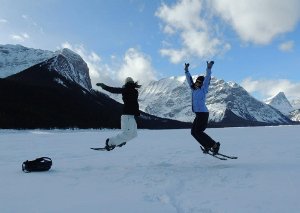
[191,112,215,148]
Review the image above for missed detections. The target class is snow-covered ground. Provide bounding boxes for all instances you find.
[1,126,300,213]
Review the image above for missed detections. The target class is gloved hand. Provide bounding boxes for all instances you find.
[96,83,105,88]
[206,61,214,69]
[184,63,189,72]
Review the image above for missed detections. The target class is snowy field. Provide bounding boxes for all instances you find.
[1,126,300,213]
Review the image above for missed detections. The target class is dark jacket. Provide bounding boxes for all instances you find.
[101,82,140,116]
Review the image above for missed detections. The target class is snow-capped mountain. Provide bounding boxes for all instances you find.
[137,76,291,126]
[1,60,189,129]
[0,44,55,77]
[0,44,91,90]
[289,98,300,122]
[1,44,293,127]
[264,92,294,116]
[290,98,300,110]
[48,48,91,90]
[289,109,300,122]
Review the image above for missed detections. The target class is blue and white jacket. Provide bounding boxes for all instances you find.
[185,68,211,113]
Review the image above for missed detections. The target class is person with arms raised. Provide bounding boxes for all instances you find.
[184,61,220,155]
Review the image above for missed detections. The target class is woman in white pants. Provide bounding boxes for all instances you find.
[96,77,141,151]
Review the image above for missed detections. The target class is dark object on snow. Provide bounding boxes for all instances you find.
[22,157,52,173]
[90,142,127,151]
[200,146,238,160]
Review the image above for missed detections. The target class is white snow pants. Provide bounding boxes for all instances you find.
[108,115,137,146]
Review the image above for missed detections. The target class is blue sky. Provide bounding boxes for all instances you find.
[1,0,300,100]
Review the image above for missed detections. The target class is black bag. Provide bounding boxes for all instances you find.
[22,157,52,173]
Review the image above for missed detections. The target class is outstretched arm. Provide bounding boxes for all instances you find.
[184,63,194,89]
[96,83,123,94]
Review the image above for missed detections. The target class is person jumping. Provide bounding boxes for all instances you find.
[96,77,141,151]
[184,61,220,155]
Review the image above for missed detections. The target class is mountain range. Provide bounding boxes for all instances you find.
[0,44,299,128]
[0,44,190,129]
[136,76,294,126]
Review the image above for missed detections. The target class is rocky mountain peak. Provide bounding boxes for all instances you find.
[0,44,92,90]
[50,48,92,90]
[264,92,293,116]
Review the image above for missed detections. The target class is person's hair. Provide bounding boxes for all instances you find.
[196,75,204,82]
[191,75,204,89]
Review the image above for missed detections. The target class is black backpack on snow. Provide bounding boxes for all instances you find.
[22,157,52,173]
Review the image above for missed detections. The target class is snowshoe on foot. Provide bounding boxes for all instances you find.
[211,142,220,155]
[117,142,126,147]
[105,139,116,151]
[201,146,210,154]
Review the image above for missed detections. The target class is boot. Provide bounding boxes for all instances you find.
[201,146,210,154]
[105,139,116,151]
[211,142,220,155]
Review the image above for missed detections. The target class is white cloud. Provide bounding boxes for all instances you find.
[181,30,229,58]
[10,33,30,42]
[61,42,72,49]
[155,0,230,64]
[156,0,205,32]
[22,33,29,39]
[11,35,24,42]
[211,0,300,45]
[0,19,8,23]
[160,48,187,64]
[89,52,101,63]
[278,41,294,52]
[155,0,300,63]
[60,43,157,87]
[117,48,157,84]
[22,15,28,20]
[241,77,300,100]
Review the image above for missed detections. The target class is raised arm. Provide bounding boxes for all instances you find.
[202,61,214,92]
[184,63,194,89]
[96,83,123,94]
